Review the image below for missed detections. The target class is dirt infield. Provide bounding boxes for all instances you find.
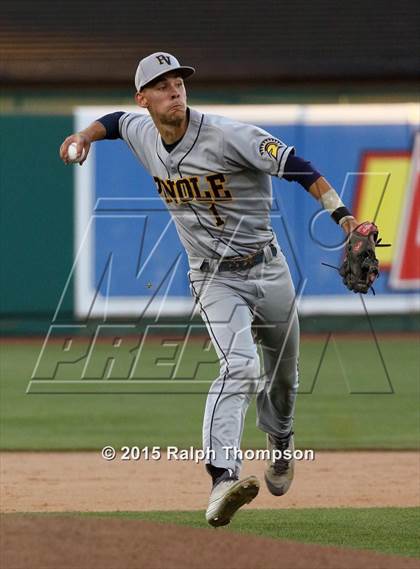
[1,451,418,512]
[1,451,419,569]
[2,515,419,569]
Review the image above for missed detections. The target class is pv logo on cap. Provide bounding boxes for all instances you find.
[156,54,171,66]
[134,52,195,91]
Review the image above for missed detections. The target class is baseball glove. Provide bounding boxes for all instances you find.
[339,221,383,294]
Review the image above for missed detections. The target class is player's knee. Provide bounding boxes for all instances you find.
[223,351,261,381]
[267,356,299,391]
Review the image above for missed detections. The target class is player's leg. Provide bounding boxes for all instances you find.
[254,310,299,438]
[253,252,300,496]
[189,272,261,526]
[189,273,260,473]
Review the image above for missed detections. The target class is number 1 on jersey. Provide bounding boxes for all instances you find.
[209,203,224,226]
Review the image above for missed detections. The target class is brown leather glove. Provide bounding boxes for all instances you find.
[339,222,380,294]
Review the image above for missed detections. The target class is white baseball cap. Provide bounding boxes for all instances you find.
[135,52,195,91]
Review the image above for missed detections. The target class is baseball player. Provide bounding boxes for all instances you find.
[60,52,381,527]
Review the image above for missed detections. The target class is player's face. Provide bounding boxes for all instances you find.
[136,73,187,127]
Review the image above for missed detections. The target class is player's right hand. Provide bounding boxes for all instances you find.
[59,133,91,165]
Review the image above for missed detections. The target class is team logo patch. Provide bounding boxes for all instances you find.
[259,138,282,160]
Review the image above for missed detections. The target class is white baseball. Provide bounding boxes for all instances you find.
[68,142,86,163]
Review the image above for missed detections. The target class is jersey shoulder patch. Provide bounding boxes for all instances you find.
[259,137,283,160]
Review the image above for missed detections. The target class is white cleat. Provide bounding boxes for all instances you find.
[205,474,260,527]
[264,431,295,496]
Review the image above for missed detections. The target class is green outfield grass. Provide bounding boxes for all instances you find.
[0,336,419,450]
[79,507,419,558]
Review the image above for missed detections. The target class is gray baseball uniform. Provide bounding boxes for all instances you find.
[119,107,299,474]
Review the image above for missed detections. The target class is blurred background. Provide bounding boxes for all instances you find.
[1,0,419,336]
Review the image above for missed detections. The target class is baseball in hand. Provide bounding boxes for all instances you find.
[67,142,86,163]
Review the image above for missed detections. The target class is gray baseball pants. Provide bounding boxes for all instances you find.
[188,245,299,475]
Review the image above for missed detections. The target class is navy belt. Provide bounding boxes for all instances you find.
[200,244,277,272]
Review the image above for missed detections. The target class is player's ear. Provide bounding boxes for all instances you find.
[135,91,148,109]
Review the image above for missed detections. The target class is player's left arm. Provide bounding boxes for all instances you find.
[283,154,358,235]
[223,123,357,235]
[308,176,359,235]
[284,154,387,293]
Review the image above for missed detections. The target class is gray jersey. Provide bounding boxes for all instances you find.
[119,107,294,261]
